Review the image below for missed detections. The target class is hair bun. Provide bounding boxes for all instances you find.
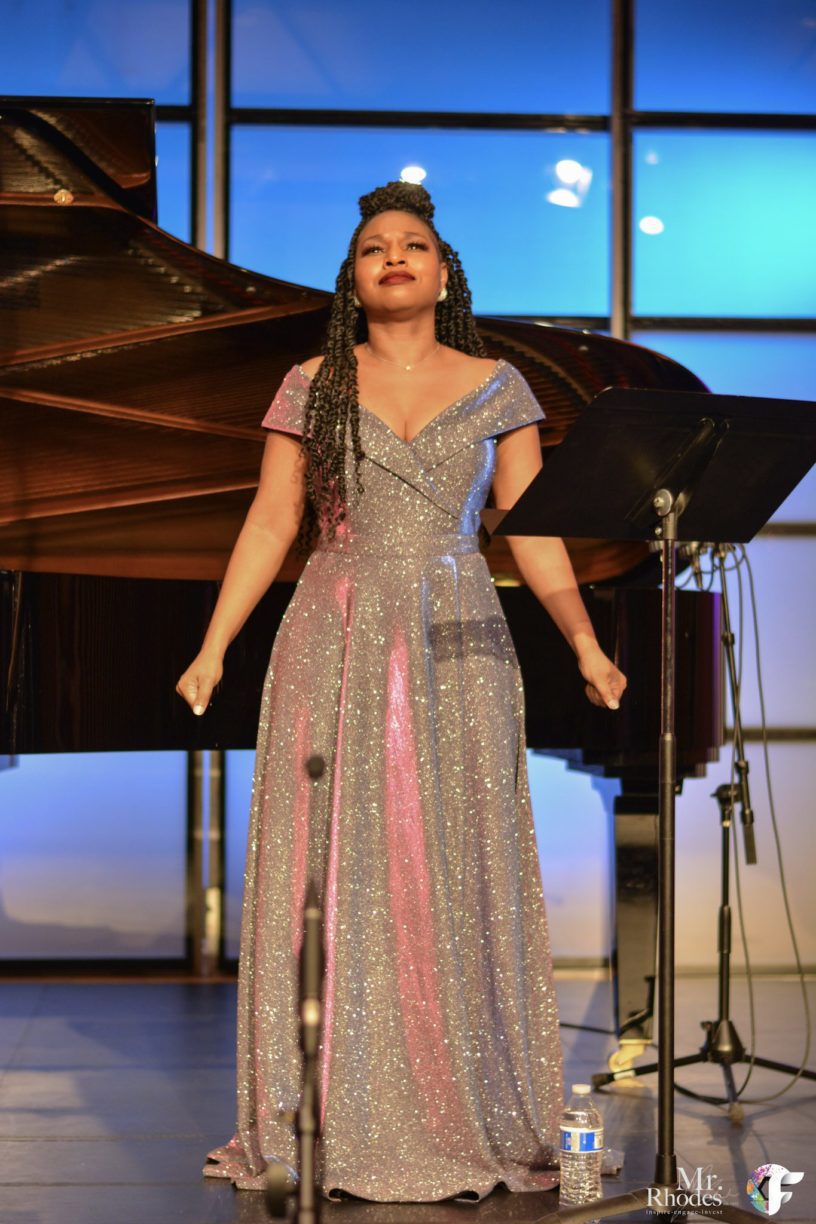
[358,180,435,223]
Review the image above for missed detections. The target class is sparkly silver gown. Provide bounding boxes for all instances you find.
[203,359,564,1202]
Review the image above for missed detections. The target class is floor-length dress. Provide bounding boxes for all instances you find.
[203,358,564,1201]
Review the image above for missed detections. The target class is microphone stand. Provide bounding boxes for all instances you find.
[714,544,756,867]
[296,875,324,1224]
[266,756,327,1223]
[594,545,815,1117]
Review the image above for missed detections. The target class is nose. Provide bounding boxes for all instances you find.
[384,253,406,266]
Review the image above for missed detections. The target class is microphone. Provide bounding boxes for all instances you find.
[305,753,326,781]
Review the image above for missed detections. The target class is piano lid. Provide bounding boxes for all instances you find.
[0,96,159,220]
[0,98,708,586]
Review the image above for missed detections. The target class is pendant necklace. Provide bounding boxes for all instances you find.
[364,340,440,372]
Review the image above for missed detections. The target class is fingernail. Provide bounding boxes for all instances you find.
[608,699,619,710]
[193,704,204,715]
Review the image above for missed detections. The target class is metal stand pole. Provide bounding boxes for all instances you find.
[655,502,678,1192]
[187,750,206,975]
[187,749,224,977]
[541,497,758,1222]
[205,749,225,973]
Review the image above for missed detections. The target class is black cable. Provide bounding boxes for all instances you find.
[671,543,812,1109]
[598,543,812,1112]
[726,545,759,1102]
[666,545,759,1111]
[731,543,812,1103]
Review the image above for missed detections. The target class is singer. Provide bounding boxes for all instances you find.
[176,180,627,1202]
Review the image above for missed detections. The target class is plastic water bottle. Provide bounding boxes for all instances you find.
[559,1082,604,1213]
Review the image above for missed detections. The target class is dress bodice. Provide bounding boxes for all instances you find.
[261,359,544,554]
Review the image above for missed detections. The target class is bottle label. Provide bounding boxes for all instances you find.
[560,1125,604,1153]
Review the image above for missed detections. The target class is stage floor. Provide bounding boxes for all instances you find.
[0,975,813,1223]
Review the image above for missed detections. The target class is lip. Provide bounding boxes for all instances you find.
[379,272,415,285]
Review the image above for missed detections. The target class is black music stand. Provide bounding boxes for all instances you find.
[482,386,816,1223]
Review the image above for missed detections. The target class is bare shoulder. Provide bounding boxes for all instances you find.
[473,355,501,377]
[440,347,499,377]
[298,355,325,378]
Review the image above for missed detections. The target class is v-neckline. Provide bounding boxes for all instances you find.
[296,358,506,446]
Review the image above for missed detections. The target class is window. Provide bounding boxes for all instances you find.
[3,0,191,103]
[635,0,816,114]
[633,131,816,318]
[1,753,188,959]
[232,0,611,114]
[230,126,610,316]
[156,122,192,241]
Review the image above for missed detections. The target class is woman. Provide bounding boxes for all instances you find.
[177,180,626,1203]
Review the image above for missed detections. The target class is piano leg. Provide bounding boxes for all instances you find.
[610,788,659,1070]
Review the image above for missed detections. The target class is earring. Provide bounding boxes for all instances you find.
[437,286,448,302]
[352,293,361,308]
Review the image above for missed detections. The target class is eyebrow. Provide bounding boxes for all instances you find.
[359,230,429,243]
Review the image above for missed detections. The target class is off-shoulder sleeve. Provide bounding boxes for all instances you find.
[260,364,310,435]
[416,360,545,472]
[490,362,545,435]
[449,360,544,448]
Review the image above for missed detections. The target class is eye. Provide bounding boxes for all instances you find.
[360,239,428,256]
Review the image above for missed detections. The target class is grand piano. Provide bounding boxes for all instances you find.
[0,98,722,1062]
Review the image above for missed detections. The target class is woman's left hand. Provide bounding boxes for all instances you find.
[578,644,628,710]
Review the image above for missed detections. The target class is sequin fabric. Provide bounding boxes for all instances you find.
[203,359,564,1201]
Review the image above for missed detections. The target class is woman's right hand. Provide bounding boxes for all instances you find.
[176,652,224,716]
[172,430,305,717]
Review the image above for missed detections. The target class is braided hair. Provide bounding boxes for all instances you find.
[295,180,487,554]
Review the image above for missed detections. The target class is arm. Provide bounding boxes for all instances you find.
[491,423,627,710]
[176,429,307,714]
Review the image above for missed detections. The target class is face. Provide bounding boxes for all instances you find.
[353,209,448,317]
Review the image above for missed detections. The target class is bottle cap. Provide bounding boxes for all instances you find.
[571,1083,591,1094]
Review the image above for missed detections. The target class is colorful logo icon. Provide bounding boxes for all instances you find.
[746,1164,804,1215]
